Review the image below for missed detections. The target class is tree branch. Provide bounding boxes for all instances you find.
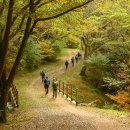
[36,0,55,8]
[10,14,26,39]
[36,0,94,22]
[34,0,41,6]
[29,20,38,34]
[11,3,30,25]
[7,0,34,88]
[11,0,43,25]
[0,0,6,17]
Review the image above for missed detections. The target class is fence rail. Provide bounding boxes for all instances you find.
[58,81,78,106]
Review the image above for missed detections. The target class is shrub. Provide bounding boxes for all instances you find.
[25,38,42,70]
[102,102,122,110]
[40,40,62,61]
[85,52,109,70]
[102,44,130,64]
[84,53,110,87]
[40,40,55,61]
[106,91,130,110]
[66,35,80,48]
[102,77,126,93]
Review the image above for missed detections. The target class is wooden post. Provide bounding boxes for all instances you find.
[14,85,16,92]
[59,80,61,92]
[66,86,68,98]
[16,91,19,108]
[63,82,64,95]
[71,86,73,101]
[76,88,78,106]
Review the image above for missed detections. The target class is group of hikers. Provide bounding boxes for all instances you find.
[40,51,82,98]
[65,51,82,70]
[40,70,58,98]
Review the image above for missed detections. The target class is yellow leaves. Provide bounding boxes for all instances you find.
[39,41,54,56]
[68,34,80,44]
[106,91,130,110]
[83,20,99,33]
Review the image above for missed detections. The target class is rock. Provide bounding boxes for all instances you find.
[7,102,14,112]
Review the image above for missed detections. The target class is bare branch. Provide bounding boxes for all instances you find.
[36,0,94,22]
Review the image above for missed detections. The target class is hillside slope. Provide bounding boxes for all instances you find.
[0,49,130,130]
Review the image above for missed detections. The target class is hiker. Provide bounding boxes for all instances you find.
[44,77,50,95]
[75,55,78,63]
[77,52,82,58]
[71,56,75,66]
[40,70,45,81]
[65,60,69,70]
[52,78,58,98]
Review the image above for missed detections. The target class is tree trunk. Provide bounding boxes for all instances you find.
[0,71,8,122]
[81,36,88,58]
[80,38,84,51]
[80,66,86,76]
[0,0,14,80]
[7,0,34,87]
[84,44,88,58]
[0,0,35,122]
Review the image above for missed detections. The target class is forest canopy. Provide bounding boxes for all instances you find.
[0,0,130,123]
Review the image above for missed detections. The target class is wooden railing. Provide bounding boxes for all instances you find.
[10,84,19,108]
[58,81,78,106]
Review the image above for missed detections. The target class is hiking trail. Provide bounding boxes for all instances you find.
[0,49,130,130]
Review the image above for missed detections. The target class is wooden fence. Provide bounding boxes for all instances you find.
[10,84,19,108]
[58,81,78,106]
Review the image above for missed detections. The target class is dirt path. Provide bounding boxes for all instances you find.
[0,49,130,130]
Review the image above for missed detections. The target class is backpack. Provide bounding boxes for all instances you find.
[44,79,50,86]
[53,80,58,89]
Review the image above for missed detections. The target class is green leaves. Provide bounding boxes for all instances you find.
[25,38,42,70]
[85,53,109,69]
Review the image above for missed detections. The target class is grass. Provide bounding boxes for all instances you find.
[15,74,36,109]
[14,48,129,113]
[7,48,130,126]
[57,60,109,106]
[14,48,69,109]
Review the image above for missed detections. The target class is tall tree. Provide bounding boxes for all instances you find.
[0,0,94,122]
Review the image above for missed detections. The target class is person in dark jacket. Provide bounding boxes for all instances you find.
[77,52,82,58]
[65,60,69,70]
[71,57,75,66]
[43,77,50,95]
[40,70,45,81]
[52,78,58,98]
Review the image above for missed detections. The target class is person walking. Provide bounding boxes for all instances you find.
[52,78,58,98]
[77,52,82,58]
[65,60,69,70]
[40,69,45,81]
[44,77,50,95]
[71,56,75,66]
